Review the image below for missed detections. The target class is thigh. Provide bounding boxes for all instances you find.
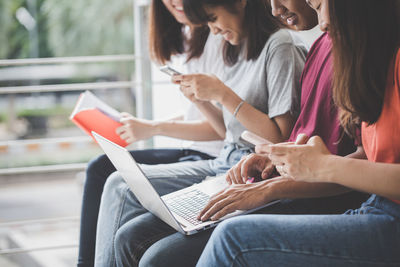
[139,159,216,180]
[258,191,370,215]
[198,213,400,267]
[139,229,214,267]
[129,148,184,165]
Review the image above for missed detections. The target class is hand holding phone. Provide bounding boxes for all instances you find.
[159,65,182,76]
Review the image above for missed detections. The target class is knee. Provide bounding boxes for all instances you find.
[87,154,110,174]
[102,172,126,198]
[114,227,130,254]
[114,225,140,266]
[212,217,242,240]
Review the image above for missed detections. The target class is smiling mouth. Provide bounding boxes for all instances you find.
[280,13,298,26]
[174,6,184,12]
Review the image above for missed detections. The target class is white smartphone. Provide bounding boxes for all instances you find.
[240,130,272,146]
[160,65,182,76]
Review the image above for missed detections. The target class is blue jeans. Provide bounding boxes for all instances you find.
[138,192,368,267]
[77,148,214,267]
[94,144,252,267]
[197,195,400,267]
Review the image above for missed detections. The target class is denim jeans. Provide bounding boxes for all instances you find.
[94,144,251,267]
[197,194,400,267]
[77,148,215,267]
[137,191,369,267]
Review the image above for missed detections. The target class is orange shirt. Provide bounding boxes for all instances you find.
[362,48,400,204]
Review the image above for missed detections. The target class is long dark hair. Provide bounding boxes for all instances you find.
[183,0,280,66]
[149,0,209,64]
[330,0,400,137]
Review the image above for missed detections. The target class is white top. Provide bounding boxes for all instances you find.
[170,32,225,157]
[221,29,307,144]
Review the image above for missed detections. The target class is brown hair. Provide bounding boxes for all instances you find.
[183,0,280,66]
[148,0,209,64]
[329,0,400,137]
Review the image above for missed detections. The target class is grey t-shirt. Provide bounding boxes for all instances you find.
[221,29,307,145]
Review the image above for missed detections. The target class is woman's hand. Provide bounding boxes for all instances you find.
[226,154,275,185]
[173,74,230,102]
[266,135,332,183]
[115,113,157,144]
[197,181,282,221]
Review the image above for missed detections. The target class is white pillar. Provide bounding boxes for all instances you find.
[134,0,153,148]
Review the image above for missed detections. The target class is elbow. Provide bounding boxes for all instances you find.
[217,130,226,140]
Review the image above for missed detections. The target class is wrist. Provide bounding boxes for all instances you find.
[259,180,281,202]
[151,121,163,136]
[217,84,234,104]
[317,154,339,183]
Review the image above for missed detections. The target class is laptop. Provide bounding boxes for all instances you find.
[93,132,279,235]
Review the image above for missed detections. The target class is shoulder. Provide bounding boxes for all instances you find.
[307,32,331,57]
[265,29,296,49]
[264,29,307,57]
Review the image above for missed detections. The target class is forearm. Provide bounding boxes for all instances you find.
[263,178,352,201]
[195,101,226,139]
[153,120,223,141]
[220,90,294,143]
[319,155,400,200]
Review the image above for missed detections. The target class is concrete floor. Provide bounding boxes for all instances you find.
[0,171,83,267]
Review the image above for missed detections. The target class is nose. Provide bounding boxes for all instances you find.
[270,0,285,17]
[208,22,221,35]
[319,21,329,32]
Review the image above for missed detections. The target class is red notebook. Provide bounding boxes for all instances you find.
[70,91,128,147]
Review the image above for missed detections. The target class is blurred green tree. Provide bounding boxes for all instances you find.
[43,0,134,57]
[0,0,134,59]
[0,0,53,59]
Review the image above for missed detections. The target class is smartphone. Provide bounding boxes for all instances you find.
[240,130,272,146]
[160,65,182,76]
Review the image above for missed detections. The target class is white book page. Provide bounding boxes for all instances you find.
[70,91,122,121]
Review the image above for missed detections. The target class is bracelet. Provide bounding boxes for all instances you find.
[233,100,245,117]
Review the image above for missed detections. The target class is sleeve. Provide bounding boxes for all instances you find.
[266,42,306,119]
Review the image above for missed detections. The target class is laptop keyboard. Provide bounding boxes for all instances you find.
[165,189,210,226]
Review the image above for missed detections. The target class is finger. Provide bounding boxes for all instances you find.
[120,117,131,124]
[266,144,294,156]
[120,112,131,117]
[225,170,233,185]
[232,164,244,184]
[115,126,126,135]
[255,144,269,154]
[171,75,182,84]
[210,202,238,221]
[295,133,309,145]
[200,197,234,221]
[173,75,184,81]
[307,135,323,146]
[197,189,226,219]
[240,157,251,181]
[261,164,275,179]
[119,132,131,141]
[125,136,135,144]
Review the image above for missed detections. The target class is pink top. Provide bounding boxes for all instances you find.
[288,33,356,156]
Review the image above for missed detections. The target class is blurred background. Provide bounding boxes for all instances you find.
[0,0,321,266]
[0,0,187,266]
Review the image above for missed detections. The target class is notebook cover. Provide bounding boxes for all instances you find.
[71,108,128,147]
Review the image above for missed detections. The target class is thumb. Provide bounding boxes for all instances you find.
[307,136,323,146]
[261,165,275,179]
[295,133,309,145]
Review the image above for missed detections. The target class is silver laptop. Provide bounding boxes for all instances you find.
[93,132,278,235]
